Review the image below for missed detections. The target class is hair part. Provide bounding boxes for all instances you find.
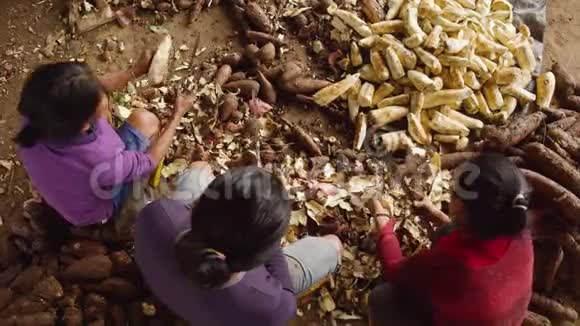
[15,62,105,147]
[454,152,530,239]
[175,167,291,288]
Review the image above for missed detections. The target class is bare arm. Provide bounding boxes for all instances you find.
[99,69,135,93]
[147,96,192,164]
[98,50,153,92]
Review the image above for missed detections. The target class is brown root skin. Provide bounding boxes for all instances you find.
[482,111,546,149]
[522,311,552,326]
[530,293,578,322]
[109,251,134,275]
[245,44,260,65]
[565,95,580,111]
[524,142,580,198]
[541,245,564,293]
[32,276,64,303]
[246,31,285,46]
[278,62,304,83]
[109,304,126,326]
[548,127,580,161]
[214,65,232,87]
[61,255,112,281]
[219,93,239,121]
[553,63,577,99]
[413,198,451,225]
[245,2,272,33]
[0,288,12,311]
[568,118,580,138]
[221,52,244,67]
[10,266,44,294]
[440,152,480,170]
[0,312,56,326]
[84,277,140,301]
[544,136,576,166]
[547,116,578,130]
[555,232,580,261]
[0,264,23,288]
[278,78,331,94]
[229,72,247,82]
[223,80,261,99]
[281,117,322,156]
[521,169,580,225]
[256,71,277,104]
[63,306,83,326]
[361,0,385,23]
[61,240,107,259]
[257,43,276,64]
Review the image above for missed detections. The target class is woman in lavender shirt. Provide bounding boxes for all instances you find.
[15,55,192,227]
[135,166,342,326]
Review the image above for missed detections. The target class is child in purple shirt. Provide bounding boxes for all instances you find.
[15,57,192,226]
[135,166,343,325]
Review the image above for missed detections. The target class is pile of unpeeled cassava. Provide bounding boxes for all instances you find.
[1,204,186,326]
[440,62,580,326]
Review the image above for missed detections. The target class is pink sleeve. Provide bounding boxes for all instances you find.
[92,150,156,187]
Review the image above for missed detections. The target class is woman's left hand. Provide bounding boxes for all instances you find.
[131,50,154,78]
[369,198,391,231]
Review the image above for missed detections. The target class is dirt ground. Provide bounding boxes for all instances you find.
[0,0,579,324]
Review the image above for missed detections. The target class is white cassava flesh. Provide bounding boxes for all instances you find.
[148,34,173,85]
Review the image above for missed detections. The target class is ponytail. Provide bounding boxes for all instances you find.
[455,153,531,239]
[14,124,43,147]
[497,194,529,236]
[175,231,232,288]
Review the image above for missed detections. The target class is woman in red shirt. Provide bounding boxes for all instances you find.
[369,153,534,326]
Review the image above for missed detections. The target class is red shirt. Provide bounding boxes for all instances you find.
[377,220,534,326]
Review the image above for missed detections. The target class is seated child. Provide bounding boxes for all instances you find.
[16,56,191,226]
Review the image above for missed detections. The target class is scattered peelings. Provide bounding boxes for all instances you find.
[290,209,308,226]
[160,158,188,178]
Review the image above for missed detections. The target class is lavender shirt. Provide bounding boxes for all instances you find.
[18,118,155,226]
[135,199,297,326]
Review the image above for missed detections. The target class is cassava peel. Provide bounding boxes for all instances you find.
[482,112,546,149]
[524,143,580,198]
[521,169,580,225]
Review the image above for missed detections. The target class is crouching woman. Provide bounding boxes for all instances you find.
[369,153,534,326]
[135,166,342,326]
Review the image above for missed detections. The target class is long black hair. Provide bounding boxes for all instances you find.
[175,166,291,288]
[14,62,105,147]
[454,152,531,239]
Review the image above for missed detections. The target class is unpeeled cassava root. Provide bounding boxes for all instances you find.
[530,293,578,322]
[522,311,551,326]
[524,143,580,198]
[482,112,546,149]
[521,169,580,225]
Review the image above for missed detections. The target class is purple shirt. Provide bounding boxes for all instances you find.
[18,118,155,226]
[135,199,297,326]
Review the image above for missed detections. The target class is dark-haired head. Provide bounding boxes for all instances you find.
[452,152,531,239]
[175,166,291,288]
[14,62,105,147]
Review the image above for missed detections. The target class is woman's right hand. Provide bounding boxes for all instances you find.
[174,95,193,118]
[369,198,391,231]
